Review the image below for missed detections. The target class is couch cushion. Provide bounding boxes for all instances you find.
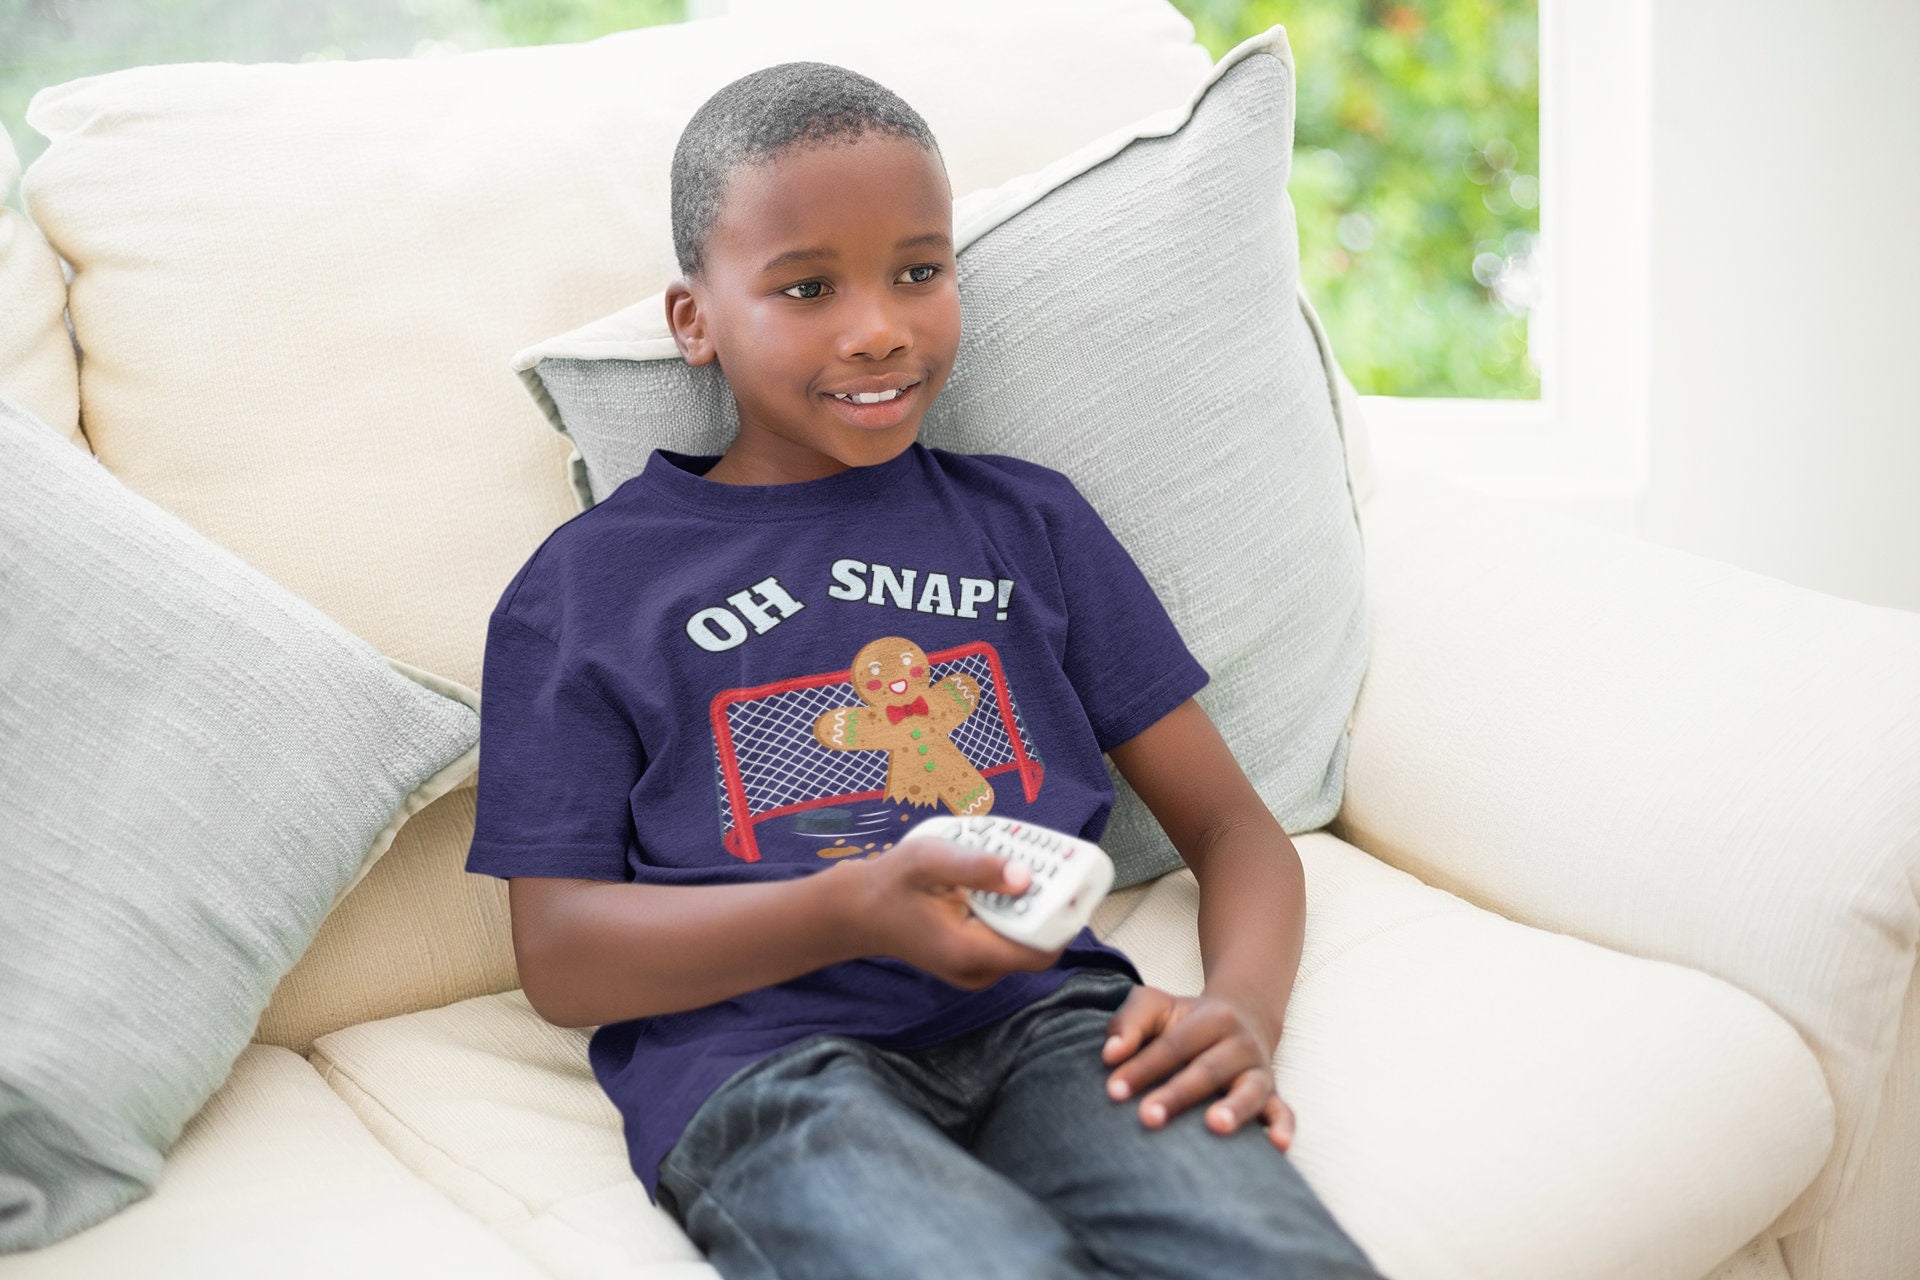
[1106,832,1832,1280]
[250,784,495,1055]
[304,831,1827,1279]
[302,882,1154,1273]
[0,1044,546,1277]
[0,125,76,445]
[308,989,702,1273]
[17,0,1215,1046]
[0,396,479,1251]
[1336,454,1920,1236]
[514,26,1371,887]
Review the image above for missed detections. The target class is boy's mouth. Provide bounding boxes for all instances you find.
[820,379,922,430]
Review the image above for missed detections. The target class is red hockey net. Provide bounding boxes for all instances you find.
[709,640,1044,861]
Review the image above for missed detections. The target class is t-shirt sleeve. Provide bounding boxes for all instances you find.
[1048,475,1211,753]
[465,609,640,882]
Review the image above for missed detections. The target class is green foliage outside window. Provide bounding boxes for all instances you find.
[2,0,1537,398]
[1172,0,1542,398]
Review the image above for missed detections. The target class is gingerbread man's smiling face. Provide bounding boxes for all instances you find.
[851,638,932,710]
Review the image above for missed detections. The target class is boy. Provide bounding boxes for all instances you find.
[467,60,1386,1280]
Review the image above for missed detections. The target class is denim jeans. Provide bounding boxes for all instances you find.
[657,966,1388,1280]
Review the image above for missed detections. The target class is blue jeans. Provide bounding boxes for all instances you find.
[657,966,1388,1280]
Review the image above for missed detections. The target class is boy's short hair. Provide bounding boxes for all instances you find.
[670,61,948,282]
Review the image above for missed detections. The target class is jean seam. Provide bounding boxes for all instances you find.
[659,1151,697,1189]
[669,1031,849,1179]
[887,980,1063,1125]
[1006,969,1129,1075]
[674,1165,789,1280]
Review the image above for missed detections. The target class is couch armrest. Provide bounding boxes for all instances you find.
[1332,458,1920,1231]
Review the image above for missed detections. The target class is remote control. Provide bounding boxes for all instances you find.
[902,815,1114,952]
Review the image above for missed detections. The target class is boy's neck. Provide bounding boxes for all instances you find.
[701,452,846,487]
[701,430,912,487]
[699,455,753,486]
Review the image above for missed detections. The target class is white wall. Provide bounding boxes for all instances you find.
[1639,0,1920,612]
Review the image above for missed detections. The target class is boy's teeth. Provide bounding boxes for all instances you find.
[831,387,906,403]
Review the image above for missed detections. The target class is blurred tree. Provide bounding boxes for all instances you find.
[2,0,1535,398]
[0,0,685,202]
[1169,0,1541,398]
[470,0,682,47]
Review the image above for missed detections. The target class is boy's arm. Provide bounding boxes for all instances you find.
[510,869,870,1029]
[1107,697,1305,1048]
[471,608,879,1028]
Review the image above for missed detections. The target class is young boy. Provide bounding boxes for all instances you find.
[466,60,1387,1280]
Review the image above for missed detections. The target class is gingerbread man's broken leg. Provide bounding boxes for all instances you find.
[943,775,995,816]
[907,739,993,816]
[885,758,945,808]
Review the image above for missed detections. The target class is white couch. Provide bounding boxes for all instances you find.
[3,2,1917,1277]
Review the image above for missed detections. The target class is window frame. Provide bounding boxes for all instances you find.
[1356,0,1654,519]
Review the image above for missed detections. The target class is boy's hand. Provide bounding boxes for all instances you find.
[845,838,1066,990]
[1100,984,1296,1150]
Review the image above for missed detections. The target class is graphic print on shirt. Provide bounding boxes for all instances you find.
[709,635,1045,863]
[815,636,998,817]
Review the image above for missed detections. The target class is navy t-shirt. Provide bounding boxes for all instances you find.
[465,439,1209,1204]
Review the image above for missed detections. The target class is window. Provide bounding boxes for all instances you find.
[1181,0,1544,403]
[1177,0,1651,513]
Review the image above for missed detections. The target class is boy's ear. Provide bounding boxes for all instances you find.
[663,280,714,366]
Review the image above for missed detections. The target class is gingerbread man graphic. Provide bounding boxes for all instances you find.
[812,637,996,816]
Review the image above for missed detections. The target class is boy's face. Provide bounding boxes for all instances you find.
[665,135,960,476]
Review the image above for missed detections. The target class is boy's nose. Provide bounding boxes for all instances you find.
[838,299,911,360]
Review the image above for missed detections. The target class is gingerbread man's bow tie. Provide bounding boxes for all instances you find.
[886,696,930,724]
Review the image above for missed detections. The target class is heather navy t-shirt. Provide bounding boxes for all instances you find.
[465,439,1209,1204]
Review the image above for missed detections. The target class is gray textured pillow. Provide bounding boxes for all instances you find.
[508,25,1367,888]
[0,396,481,1252]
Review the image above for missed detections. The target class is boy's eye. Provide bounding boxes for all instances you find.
[779,264,943,301]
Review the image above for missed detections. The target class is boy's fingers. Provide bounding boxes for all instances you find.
[1262,1095,1296,1148]
[1106,984,1166,1037]
[1103,1016,1147,1067]
[1203,1070,1272,1134]
[1102,987,1167,1073]
[1102,1019,1139,1062]
[914,842,1027,894]
[1129,1034,1245,1126]
[962,846,1029,893]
